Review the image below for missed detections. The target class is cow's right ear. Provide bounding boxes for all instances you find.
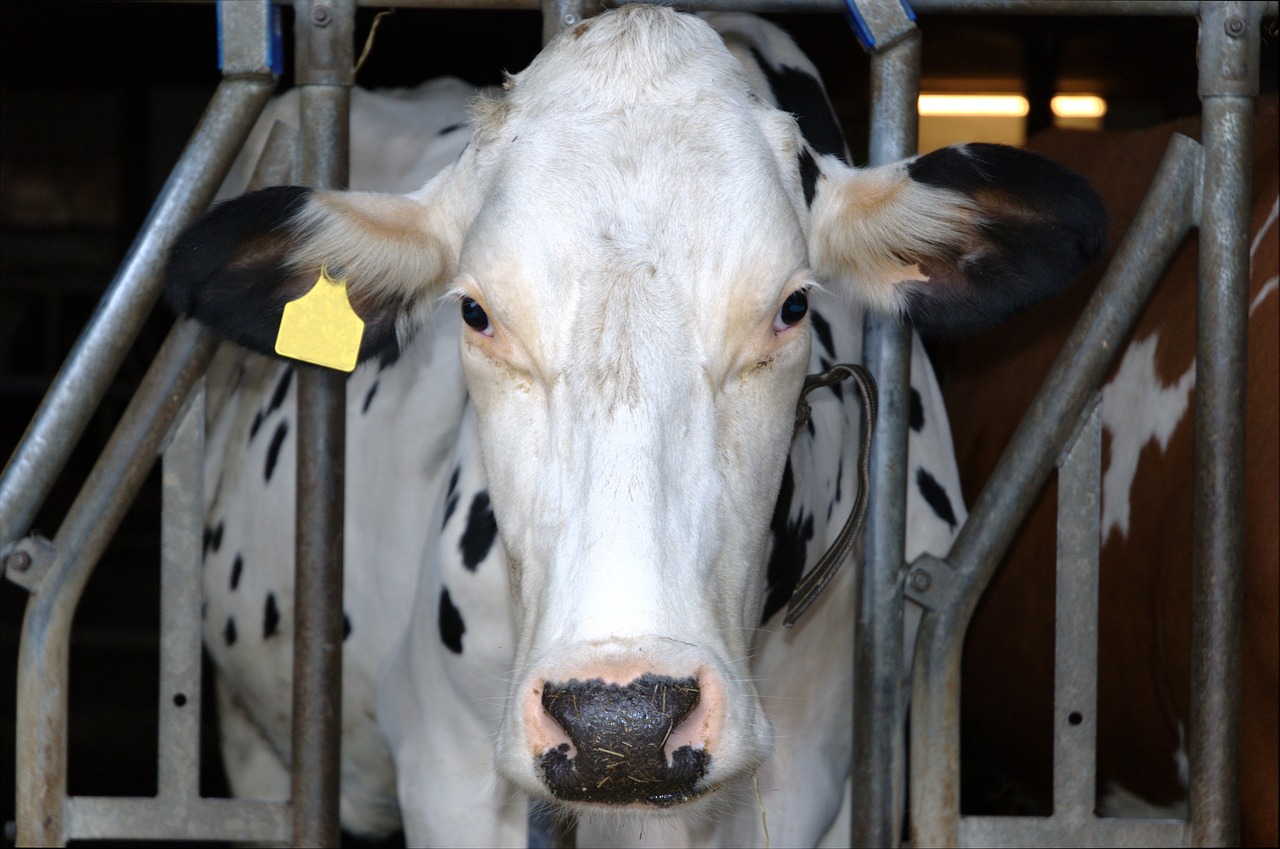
[165,182,464,365]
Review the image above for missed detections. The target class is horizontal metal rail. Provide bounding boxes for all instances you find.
[125,0,1280,15]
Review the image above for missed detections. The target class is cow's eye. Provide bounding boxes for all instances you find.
[774,290,809,332]
[461,297,493,336]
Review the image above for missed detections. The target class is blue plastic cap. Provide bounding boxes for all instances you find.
[845,0,917,51]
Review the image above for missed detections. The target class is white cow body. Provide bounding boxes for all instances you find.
[173,7,1105,846]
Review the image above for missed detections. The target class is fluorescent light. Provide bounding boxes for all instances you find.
[918,94,1029,117]
[1051,95,1107,118]
[917,93,1108,119]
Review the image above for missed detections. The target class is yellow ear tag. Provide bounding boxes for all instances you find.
[274,265,365,372]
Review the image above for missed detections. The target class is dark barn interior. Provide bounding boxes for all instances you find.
[1,1,1272,844]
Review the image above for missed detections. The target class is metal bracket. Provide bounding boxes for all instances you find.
[903,552,958,612]
[846,0,917,53]
[3,534,57,595]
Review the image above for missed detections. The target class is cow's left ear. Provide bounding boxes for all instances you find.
[166,177,468,365]
[807,143,1107,334]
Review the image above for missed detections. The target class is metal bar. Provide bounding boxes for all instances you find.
[65,797,289,843]
[0,75,273,556]
[13,320,220,847]
[909,133,1203,847]
[291,1,354,846]
[1189,2,1261,844]
[157,383,206,800]
[202,0,1254,14]
[10,93,303,849]
[852,22,920,849]
[129,0,1280,13]
[1052,398,1102,822]
[960,815,1187,847]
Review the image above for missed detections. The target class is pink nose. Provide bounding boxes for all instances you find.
[535,674,709,806]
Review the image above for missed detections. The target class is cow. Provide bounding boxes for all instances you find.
[166,7,1106,846]
[945,96,1277,846]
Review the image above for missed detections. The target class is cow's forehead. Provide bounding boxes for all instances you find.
[455,10,809,378]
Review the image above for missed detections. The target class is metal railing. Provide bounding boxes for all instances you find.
[2,0,1267,846]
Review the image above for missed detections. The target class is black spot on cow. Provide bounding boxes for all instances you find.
[763,459,814,624]
[810,310,835,358]
[230,554,244,590]
[203,521,224,557]
[224,616,238,646]
[460,491,498,571]
[835,457,844,507]
[439,587,465,654]
[909,388,925,433]
[750,48,846,160]
[798,147,820,207]
[916,467,958,530]
[343,613,352,641]
[265,420,288,483]
[264,592,280,639]
[362,380,379,414]
[267,365,294,415]
[249,409,265,440]
[438,123,463,135]
[442,466,462,528]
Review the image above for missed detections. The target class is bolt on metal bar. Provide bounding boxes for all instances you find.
[1189,2,1261,845]
[290,1,355,846]
[908,132,1203,848]
[852,7,920,846]
[13,319,221,847]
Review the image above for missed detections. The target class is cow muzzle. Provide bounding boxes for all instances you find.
[533,673,714,807]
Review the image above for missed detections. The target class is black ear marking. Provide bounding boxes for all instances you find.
[164,186,408,365]
[902,144,1107,335]
[798,147,821,208]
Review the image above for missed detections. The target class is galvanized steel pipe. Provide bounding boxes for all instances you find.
[14,320,220,846]
[0,76,274,557]
[290,1,354,846]
[1189,1,1261,844]
[909,133,1204,847]
[853,23,921,849]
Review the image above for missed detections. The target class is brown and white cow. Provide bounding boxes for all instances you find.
[944,95,1277,846]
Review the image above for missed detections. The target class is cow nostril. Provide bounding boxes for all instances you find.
[538,674,708,806]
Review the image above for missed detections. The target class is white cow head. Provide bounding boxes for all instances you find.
[167,5,1103,813]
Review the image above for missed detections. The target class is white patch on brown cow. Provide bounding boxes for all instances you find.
[1250,196,1278,317]
[1100,333,1195,543]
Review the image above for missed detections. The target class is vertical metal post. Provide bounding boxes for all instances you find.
[1051,399,1102,824]
[13,322,220,847]
[157,385,207,805]
[291,1,353,846]
[853,22,921,849]
[908,134,1203,848]
[1190,2,1259,845]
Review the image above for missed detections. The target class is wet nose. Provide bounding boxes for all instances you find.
[537,674,708,806]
